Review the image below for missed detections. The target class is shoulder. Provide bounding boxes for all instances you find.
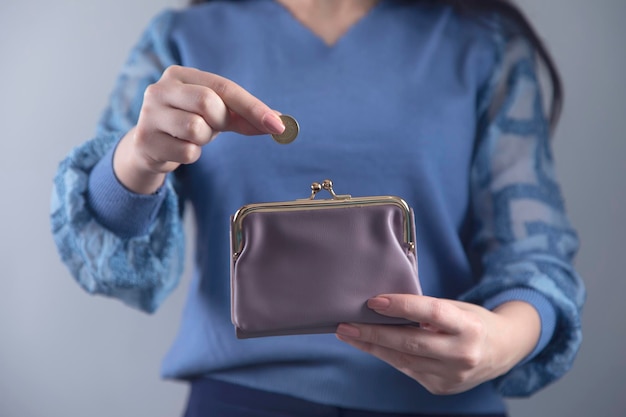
[441,8,549,119]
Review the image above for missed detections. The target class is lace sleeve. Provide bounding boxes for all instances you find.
[50,10,185,313]
[461,35,586,396]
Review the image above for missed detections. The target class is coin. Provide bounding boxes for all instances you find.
[271,115,299,144]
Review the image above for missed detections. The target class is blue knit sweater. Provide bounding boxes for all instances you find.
[51,1,585,414]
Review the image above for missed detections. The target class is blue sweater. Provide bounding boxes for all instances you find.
[51,0,585,414]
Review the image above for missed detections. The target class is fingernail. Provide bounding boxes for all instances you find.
[367,297,391,310]
[263,113,285,134]
[336,324,360,338]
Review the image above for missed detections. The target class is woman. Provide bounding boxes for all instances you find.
[51,0,585,415]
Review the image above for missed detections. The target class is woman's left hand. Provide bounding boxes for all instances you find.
[336,295,541,395]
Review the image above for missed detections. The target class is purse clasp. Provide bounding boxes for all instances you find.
[309,179,351,200]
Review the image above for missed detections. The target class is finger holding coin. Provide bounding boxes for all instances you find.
[272,115,299,144]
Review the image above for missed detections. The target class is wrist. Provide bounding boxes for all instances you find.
[484,288,557,367]
[113,127,168,194]
[492,301,541,373]
[87,145,168,237]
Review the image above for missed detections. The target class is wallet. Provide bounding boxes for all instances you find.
[230,180,422,339]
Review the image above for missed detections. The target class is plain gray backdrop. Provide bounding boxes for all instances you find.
[1,0,624,416]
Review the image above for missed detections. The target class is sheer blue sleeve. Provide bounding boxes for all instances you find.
[50,10,185,313]
[461,35,586,396]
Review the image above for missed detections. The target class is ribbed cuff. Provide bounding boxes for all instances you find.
[87,145,167,238]
[483,288,557,364]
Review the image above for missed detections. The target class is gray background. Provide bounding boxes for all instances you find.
[0,0,624,416]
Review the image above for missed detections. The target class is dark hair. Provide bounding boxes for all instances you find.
[188,0,562,129]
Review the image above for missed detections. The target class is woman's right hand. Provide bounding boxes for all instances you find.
[113,65,285,194]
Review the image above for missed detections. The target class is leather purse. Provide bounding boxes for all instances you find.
[230,180,422,339]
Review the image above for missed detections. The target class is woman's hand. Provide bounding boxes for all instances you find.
[114,65,285,194]
[336,295,541,395]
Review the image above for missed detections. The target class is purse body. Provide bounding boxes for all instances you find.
[230,181,422,339]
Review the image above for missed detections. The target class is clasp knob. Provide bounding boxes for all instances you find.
[308,179,351,200]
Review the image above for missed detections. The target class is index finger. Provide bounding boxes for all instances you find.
[164,66,285,135]
[368,295,465,334]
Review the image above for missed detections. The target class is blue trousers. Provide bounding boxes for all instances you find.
[183,378,508,417]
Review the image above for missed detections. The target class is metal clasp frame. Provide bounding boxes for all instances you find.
[308,179,351,200]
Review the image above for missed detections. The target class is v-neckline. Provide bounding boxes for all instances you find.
[272,0,386,49]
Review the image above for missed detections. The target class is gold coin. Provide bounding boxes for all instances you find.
[271,115,299,144]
